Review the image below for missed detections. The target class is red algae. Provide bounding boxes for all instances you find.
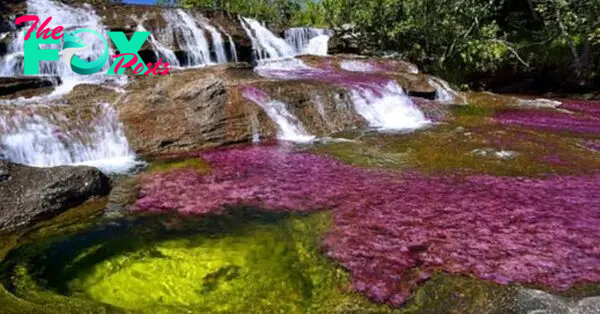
[495,108,600,135]
[135,145,600,306]
[560,100,600,118]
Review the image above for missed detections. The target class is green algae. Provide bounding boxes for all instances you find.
[0,209,400,314]
[147,157,210,174]
[313,101,600,176]
[0,198,123,314]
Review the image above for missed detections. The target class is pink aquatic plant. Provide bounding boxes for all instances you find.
[135,145,600,306]
[560,100,600,118]
[495,108,600,135]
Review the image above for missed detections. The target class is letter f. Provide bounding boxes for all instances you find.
[23,33,59,75]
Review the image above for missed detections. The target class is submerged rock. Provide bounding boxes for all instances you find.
[470,148,519,160]
[0,161,110,231]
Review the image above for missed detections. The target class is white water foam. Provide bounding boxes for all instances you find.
[428,77,463,103]
[198,17,228,64]
[254,58,430,132]
[164,9,211,66]
[284,27,331,56]
[242,88,315,143]
[133,15,180,67]
[351,82,430,130]
[0,103,138,173]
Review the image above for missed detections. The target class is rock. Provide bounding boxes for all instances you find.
[252,80,366,135]
[105,176,138,213]
[516,98,562,109]
[0,161,111,231]
[470,148,519,160]
[0,77,57,100]
[115,66,271,155]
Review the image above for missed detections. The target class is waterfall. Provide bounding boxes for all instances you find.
[350,82,430,130]
[0,103,138,173]
[242,86,314,143]
[133,15,180,67]
[198,19,228,64]
[240,17,295,60]
[219,26,238,63]
[164,9,211,66]
[254,58,430,131]
[304,35,329,56]
[284,27,331,56]
[0,0,125,96]
[240,19,331,60]
[428,77,462,103]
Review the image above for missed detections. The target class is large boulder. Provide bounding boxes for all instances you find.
[0,161,111,231]
[115,65,275,156]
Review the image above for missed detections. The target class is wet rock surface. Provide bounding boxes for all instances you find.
[0,161,110,231]
[114,67,270,155]
[0,77,56,100]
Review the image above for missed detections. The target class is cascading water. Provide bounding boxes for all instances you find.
[284,27,331,56]
[350,82,430,130]
[198,18,228,64]
[428,77,463,103]
[136,11,233,67]
[0,0,125,96]
[164,9,212,66]
[254,58,430,131]
[242,86,315,143]
[219,26,238,63]
[249,112,261,143]
[240,17,295,60]
[133,15,180,67]
[0,0,137,173]
[0,103,138,173]
[240,19,331,60]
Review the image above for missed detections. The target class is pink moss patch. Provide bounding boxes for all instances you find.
[135,145,600,306]
[495,108,600,135]
[560,100,600,118]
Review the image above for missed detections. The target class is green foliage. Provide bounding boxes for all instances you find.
[170,0,600,88]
